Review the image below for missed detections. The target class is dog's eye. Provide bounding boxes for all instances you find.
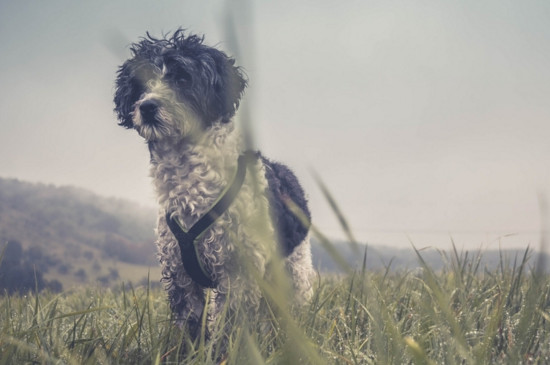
[164,70,191,85]
[177,71,191,83]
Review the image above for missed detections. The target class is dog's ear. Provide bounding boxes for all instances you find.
[206,52,247,124]
[114,58,156,129]
[219,57,247,123]
[114,60,140,128]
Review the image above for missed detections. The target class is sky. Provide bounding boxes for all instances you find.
[1,0,549,250]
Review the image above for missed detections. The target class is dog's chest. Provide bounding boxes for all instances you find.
[152,158,229,229]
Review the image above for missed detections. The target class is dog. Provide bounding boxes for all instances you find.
[113,29,314,340]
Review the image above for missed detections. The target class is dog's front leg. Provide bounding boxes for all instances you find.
[168,281,207,340]
[212,274,262,328]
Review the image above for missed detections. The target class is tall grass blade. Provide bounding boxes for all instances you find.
[411,243,473,363]
[312,171,360,254]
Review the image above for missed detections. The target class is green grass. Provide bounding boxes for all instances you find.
[1,245,549,364]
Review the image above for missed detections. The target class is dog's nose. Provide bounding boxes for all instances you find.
[139,99,159,118]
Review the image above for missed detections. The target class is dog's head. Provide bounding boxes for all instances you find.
[114,29,247,142]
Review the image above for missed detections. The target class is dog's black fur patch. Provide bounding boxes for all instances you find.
[261,154,311,256]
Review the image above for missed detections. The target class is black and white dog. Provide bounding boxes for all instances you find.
[114,29,313,339]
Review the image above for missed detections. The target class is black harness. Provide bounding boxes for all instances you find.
[165,151,255,288]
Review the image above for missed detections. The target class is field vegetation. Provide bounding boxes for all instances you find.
[1,243,549,364]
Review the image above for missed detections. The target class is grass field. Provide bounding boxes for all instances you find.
[1,244,549,364]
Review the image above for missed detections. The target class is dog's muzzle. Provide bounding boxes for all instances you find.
[139,99,160,125]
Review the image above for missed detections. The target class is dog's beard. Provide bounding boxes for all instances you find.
[132,99,202,142]
[136,122,172,142]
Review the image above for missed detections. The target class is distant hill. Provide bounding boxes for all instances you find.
[310,238,548,274]
[0,177,159,291]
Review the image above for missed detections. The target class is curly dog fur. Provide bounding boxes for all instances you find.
[113,29,314,339]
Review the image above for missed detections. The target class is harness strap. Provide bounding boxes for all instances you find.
[165,151,256,288]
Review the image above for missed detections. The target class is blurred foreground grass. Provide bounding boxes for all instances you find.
[1,246,549,364]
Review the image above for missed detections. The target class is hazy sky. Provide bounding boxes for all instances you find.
[1,0,549,249]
